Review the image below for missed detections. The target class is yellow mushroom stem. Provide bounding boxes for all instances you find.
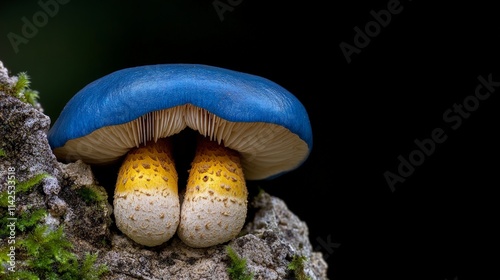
[114,138,180,247]
[177,135,248,248]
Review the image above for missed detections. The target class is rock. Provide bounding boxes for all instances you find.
[0,60,329,279]
[0,76,61,184]
[99,192,329,280]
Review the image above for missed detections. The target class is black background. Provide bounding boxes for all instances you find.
[1,1,499,279]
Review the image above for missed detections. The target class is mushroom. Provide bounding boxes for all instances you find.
[47,64,313,248]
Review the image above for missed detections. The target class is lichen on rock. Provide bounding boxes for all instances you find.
[0,60,329,279]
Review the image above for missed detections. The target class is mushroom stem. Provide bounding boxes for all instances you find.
[114,138,180,247]
[178,135,248,248]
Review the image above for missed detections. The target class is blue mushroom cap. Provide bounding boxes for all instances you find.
[48,64,312,179]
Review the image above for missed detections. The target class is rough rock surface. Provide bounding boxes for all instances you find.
[1,61,328,279]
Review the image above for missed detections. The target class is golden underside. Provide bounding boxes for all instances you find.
[185,135,247,199]
[115,138,178,195]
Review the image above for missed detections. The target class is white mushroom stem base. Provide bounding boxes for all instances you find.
[177,136,248,248]
[114,138,180,247]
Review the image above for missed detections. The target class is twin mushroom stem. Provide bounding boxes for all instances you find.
[113,135,248,247]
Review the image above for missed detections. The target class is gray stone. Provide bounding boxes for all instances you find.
[60,159,97,187]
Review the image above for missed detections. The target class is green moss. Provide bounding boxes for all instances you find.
[78,252,109,280]
[226,245,254,280]
[0,149,6,157]
[77,185,106,204]
[19,225,75,277]
[17,209,48,232]
[287,255,311,280]
[0,71,40,106]
[16,173,50,193]
[0,207,47,271]
[2,270,39,280]
[1,222,109,279]
[0,175,109,279]
[2,225,108,280]
[0,173,50,207]
[0,209,47,237]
